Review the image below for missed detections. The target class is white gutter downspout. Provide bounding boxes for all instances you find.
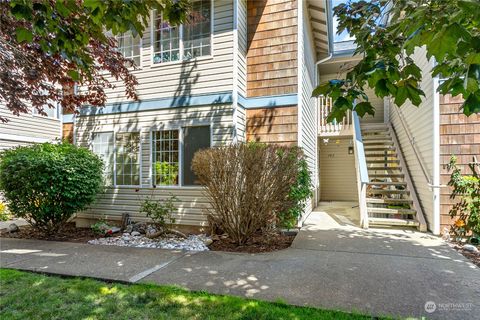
[432,76,441,235]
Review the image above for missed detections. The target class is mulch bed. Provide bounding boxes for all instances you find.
[450,243,480,268]
[0,223,98,243]
[209,232,296,253]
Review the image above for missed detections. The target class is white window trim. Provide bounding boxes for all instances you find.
[149,123,212,188]
[150,0,214,67]
[116,31,143,69]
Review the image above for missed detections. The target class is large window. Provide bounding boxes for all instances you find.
[152,130,179,186]
[152,0,211,64]
[115,132,141,186]
[117,31,142,66]
[92,132,114,185]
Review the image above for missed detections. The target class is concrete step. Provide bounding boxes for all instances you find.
[368,217,420,227]
[366,198,413,204]
[367,207,416,215]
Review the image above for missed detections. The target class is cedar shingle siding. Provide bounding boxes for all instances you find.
[439,94,480,230]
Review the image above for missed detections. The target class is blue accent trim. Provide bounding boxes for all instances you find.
[80,92,233,116]
[238,93,298,109]
[62,114,74,123]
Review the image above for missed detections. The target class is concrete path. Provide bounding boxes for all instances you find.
[1,203,479,319]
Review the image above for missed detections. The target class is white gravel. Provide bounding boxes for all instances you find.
[88,233,210,251]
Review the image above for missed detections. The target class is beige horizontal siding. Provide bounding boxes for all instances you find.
[389,46,435,230]
[319,138,357,201]
[0,104,61,149]
[101,1,234,103]
[75,104,234,227]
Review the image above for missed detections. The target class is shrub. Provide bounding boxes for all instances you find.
[447,156,480,241]
[0,142,104,235]
[192,143,308,245]
[278,157,312,229]
[139,192,178,230]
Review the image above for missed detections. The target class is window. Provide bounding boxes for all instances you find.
[117,32,141,66]
[153,13,180,63]
[183,0,212,59]
[152,0,211,64]
[92,132,114,185]
[183,126,210,185]
[152,130,179,186]
[115,132,141,186]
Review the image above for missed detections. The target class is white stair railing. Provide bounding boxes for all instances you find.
[318,96,353,136]
[352,111,369,228]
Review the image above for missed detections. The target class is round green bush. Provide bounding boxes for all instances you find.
[0,142,104,234]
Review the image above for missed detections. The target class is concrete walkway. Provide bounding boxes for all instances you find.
[1,203,479,319]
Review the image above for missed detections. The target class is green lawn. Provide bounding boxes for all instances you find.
[0,268,381,320]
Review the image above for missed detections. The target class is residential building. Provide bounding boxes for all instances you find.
[62,0,478,235]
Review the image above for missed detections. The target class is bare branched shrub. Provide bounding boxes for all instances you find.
[192,143,303,245]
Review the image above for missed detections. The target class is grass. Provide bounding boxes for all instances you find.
[0,269,380,320]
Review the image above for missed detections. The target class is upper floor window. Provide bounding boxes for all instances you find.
[117,31,142,66]
[152,0,212,64]
[332,0,356,54]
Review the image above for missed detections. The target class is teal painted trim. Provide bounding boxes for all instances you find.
[62,114,74,123]
[238,93,298,109]
[80,92,233,116]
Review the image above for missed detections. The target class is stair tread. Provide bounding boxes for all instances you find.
[369,189,410,194]
[367,207,416,214]
[369,173,404,177]
[368,217,420,226]
[367,181,407,185]
[367,159,400,163]
[366,198,413,204]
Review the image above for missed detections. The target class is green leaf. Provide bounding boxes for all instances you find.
[15,27,33,43]
[462,91,480,116]
[354,101,375,117]
[394,86,408,106]
[466,53,480,65]
[67,70,80,81]
[428,23,470,60]
[312,82,331,97]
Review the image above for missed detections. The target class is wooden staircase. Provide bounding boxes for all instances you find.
[361,124,426,230]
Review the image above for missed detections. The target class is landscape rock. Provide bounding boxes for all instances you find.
[124,225,133,233]
[131,231,141,236]
[132,222,147,234]
[88,234,211,251]
[463,244,479,253]
[8,223,19,233]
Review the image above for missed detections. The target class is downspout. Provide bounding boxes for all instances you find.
[432,76,441,235]
[313,0,334,207]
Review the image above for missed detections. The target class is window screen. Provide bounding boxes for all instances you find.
[183,126,210,185]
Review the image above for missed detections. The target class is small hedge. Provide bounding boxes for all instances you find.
[192,143,311,245]
[0,142,104,235]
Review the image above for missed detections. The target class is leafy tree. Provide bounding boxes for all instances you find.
[313,0,480,122]
[0,0,189,122]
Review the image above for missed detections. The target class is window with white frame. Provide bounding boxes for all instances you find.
[153,13,180,63]
[152,130,179,186]
[152,0,211,64]
[92,132,115,185]
[115,132,141,186]
[183,0,212,59]
[116,31,142,66]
